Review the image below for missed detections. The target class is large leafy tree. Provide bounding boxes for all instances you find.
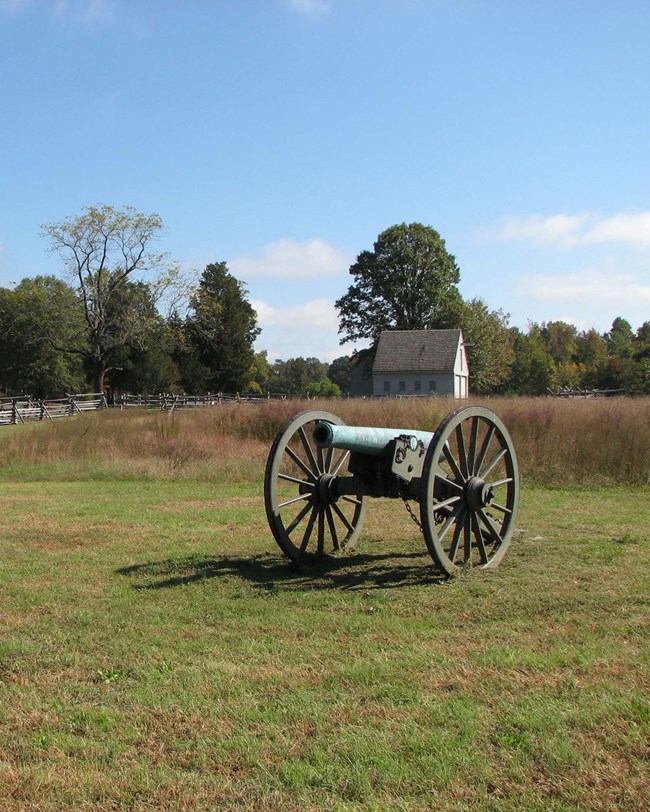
[41,204,177,393]
[0,276,87,397]
[186,262,260,392]
[335,222,462,345]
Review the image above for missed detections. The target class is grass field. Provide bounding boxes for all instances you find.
[0,402,648,810]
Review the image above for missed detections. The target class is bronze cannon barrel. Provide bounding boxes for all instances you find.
[313,421,435,457]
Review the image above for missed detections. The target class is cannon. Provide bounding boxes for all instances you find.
[264,405,519,576]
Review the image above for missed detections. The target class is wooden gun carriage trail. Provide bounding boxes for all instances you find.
[264,405,520,577]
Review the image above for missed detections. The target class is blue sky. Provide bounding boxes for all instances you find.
[1,0,649,362]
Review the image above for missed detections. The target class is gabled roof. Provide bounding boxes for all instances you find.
[372,329,463,373]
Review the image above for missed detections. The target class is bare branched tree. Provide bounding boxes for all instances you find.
[41,204,185,393]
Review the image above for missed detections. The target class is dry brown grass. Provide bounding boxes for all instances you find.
[0,396,648,485]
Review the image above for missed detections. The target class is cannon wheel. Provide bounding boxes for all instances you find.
[420,405,519,576]
[264,410,367,561]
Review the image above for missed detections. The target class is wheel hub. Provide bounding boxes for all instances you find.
[465,477,495,512]
[316,473,339,504]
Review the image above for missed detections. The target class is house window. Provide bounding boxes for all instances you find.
[383,380,391,393]
[398,380,406,393]
[414,380,421,393]
[429,380,437,392]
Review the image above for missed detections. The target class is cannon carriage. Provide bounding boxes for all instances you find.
[264,405,519,577]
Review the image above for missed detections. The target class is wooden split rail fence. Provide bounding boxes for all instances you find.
[115,392,298,410]
[0,393,107,427]
[1,390,305,426]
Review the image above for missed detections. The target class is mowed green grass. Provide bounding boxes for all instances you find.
[0,479,648,811]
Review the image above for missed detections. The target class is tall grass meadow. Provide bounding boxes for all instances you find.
[0,396,648,485]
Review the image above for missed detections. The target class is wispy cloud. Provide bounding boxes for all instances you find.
[230,238,351,281]
[516,268,650,308]
[495,212,650,248]
[287,0,331,16]
[0,0,116,22]
[0,0,31,11]
[83,0,114,23]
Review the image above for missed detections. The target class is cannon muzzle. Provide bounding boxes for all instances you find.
[313,421,434,457]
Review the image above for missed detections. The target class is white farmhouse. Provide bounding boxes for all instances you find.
[350,329,469,398]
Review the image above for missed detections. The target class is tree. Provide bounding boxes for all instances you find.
[307,378,341,398]
[574,329,608,389]
[268,357,329,394]
[336,223,462,345]
[104,287,181,395]
[634,321,650,360]
[186,262,260,392]
[248,351,270,394]
[41,204,175,393]
[506,326,557,395]
[605,317,635,359]
[456,298,514,394]
[540,321,578,366]
[327,355,352,394]
[0,277,87,397]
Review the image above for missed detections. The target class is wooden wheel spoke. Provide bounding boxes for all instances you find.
[463,515,472,564]
[437,503,465,543]
[286,445,316,481]
[283,499,315,538]
[442,442,465,483]
[433,494,462,512]
[448,510,465,563]
[331,449,350,476]
[299,505,319,553]
[278,472,314,488]
[278,492,311,510]
[479,445,508,480]
[317,507,325,554]
[298,426,320,474]
[455,423,469,478]
[474,424,495,477]
[478,509,504,544]
[472,513,489,564]
[468,416,480,476]
[489,501,512,515]
[325,506,340,550]
[332,501,356,535]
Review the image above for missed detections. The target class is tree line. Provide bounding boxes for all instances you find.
[1,208,648,398]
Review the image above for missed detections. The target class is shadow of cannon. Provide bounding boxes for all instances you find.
[116,550,448,593]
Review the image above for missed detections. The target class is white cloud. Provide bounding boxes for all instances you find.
[230,238,351,281]
[252,297,338,332]
[496,212,650,248]
[515,268,650,308]
[251,297,347,362]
